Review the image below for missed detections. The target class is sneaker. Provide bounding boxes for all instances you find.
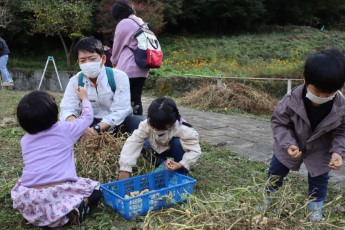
[21,218,34,229]
[1,81,14,86]
[153,161,167,172]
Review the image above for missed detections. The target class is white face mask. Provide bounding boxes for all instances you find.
[306,90,335,105]
[152,130,169,137]
[79,59,103,78]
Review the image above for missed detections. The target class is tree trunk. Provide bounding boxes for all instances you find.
[58,33,70,70]
[68,39,76,70]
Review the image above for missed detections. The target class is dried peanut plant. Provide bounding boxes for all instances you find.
[181,83,277,116]
[142,180,344,230]
[74,132,154,184]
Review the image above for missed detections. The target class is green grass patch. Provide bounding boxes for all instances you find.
[10,26,345,84]
[152,26,345,78]
[0,90,344,229]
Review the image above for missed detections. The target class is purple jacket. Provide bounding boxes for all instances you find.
[111,15,149,78]
[19,100,93,187]
[271,84,345,177]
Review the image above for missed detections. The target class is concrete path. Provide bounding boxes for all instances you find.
[142,96,345,188]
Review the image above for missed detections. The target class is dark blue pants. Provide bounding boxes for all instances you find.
[268,155,329,202]
[91,115,145,133]
[143,137,189,175]
[129,77,146,115]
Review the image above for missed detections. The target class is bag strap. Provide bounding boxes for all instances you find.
[105,67,116,93]
[78,72,85,87]
[128,17,148,28]
[78,67,116,93]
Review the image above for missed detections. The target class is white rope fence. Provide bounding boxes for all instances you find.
[183,74,304,93]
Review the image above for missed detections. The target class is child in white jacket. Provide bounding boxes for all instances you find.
[118,97,202,180]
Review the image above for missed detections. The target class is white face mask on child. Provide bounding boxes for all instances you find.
[306,90,335,105]
[152,130,170,137]
[79,59,103,78]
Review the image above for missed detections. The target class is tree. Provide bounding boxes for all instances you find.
[134,1,165,33]
[96,0,165,45]
[263,0,345,27]
[22,0,93,69]
[0,0,12,28]
[150,0,184,25]
[175,0,266,33]
[95,0,115,44]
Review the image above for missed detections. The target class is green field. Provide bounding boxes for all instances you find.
[10,26,345,80]
[2,27,345,229]
[0,90,345,229]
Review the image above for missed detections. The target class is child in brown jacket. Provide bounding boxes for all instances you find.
[267,48,345,222]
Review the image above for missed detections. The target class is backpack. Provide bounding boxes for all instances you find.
[78,67,116,93]
[128,18,163,68]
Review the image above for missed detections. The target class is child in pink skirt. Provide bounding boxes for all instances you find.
[11,89,101,227]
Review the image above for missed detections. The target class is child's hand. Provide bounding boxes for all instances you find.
[329,152,343,170]
[76,86,88,100]
[287,145,302,158]
[165,159,183,171]
[118,171,131,180]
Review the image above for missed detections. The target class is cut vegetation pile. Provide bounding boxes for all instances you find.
[143,183,344,230]
[74,132,125,184]
[74,132,154,184]
[180,82,277,115]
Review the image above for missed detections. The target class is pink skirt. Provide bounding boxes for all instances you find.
[11,177,100,227]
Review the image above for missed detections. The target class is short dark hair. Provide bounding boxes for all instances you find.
[17,91,58,134]
[74,36,105,60]
[112,0,136,22]
[304,48,345,93]
[147,97,181,131]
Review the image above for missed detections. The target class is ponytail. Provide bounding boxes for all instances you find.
[148,97,192,130]
[174,106,192,127]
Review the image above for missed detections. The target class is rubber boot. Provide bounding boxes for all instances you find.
[307,200,323,222]
[256,198,272,211]
[153,161,167,172]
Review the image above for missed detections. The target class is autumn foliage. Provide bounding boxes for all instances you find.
[96,0,165,42]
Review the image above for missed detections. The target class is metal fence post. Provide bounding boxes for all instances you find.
[217,74,222,88]
[287,79,292,93]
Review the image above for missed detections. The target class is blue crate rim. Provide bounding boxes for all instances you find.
[101,170,197,220]
[100,170,196,201]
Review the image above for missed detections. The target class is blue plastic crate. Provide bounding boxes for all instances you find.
[101,170,196,220]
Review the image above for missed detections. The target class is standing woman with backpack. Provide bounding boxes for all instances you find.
[111,0,150,116]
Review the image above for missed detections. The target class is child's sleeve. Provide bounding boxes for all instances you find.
[119,121,148,173]
[179,127,202,170]
[65,99,94,143]
[271,97,297,150]
[330,115,345,158]
[60,75,82,121]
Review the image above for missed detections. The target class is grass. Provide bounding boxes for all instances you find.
[9,26,345,81]
[151,26,345,79]
[0,89,345,229]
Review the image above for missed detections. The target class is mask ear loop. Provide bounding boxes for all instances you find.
[99,57,105,68]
